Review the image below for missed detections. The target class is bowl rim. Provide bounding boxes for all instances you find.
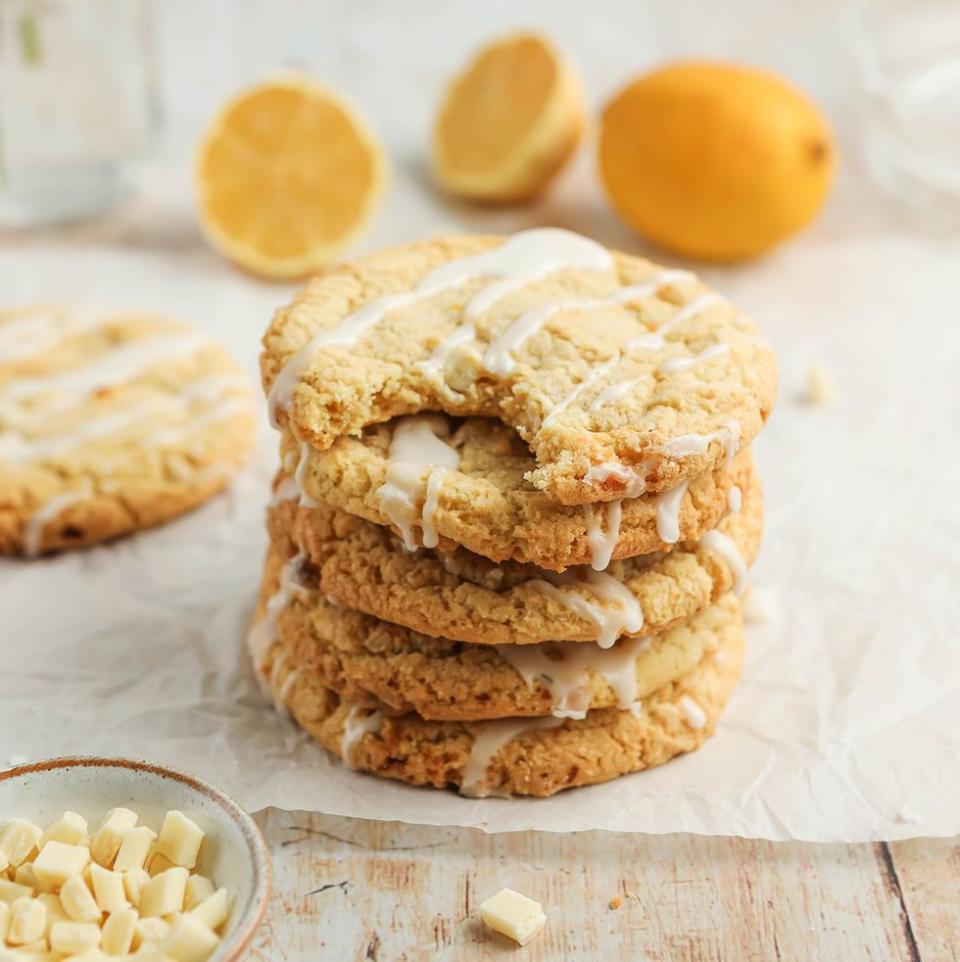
[0,755,271,962]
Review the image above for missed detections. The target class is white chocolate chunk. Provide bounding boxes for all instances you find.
[50,919,102,954]
[154,813,204,871]
[14,861,40,891]
[0,900,9,940]
[114,827,157,873]
[0,878,34,903]
[130,944,174,961]
[63,951,111,962]
[182,876,214,912]
[7,896,47,944]
[60,873,102,923]
[37,892,67,935]
[146,850,177,877]
[158,914,220,962]
[133,915,171,948]
[140,868,188,918]
[100,907,138,955]
[90,809,138,868]
[479,887,546,946]
[90,864,129,913]
[123,868,151,908]
[39,812,88,849]
[187,888,230,931]
[803,363,835,406]
[0,819,43,868]
[0,851,7,874]
[33,840,91,890]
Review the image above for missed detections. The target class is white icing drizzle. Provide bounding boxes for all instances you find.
[460,716,563,797]
[585,500,622,571]
[420,465,452,549]
[588,378,640,413]
[583,461,652,499]
[270,475,300,507]
[496,635,651,719]
[0,308,109,365]
[661,418,740,464]
[292,442,320,508]
[246,553,309,689]
[268,651,300,717]
[727,485,742,513]
[700,530,748,595]
[659,342,730,374]
[22,484,93,557]
[340,706,383,769]
[1,333,207,404]
[376,415,460,550]
[680,694,708,729]
[655,481,689,544]
[530,568,644,649]
[269,228,612,424]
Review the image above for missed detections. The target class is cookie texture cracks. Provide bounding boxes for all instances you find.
[261,229,777,504]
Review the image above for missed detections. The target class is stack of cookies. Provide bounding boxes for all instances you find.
[250,229,776,798]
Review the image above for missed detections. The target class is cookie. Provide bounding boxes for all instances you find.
[0,305,257,555]
[280,415,752,570]
[266,457,761,647]
[261,607,744,797]
[251,544,739,721]
[262,229,776,504]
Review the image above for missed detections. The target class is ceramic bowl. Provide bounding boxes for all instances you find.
[0,756,271,962]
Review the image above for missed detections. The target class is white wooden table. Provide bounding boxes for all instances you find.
[249,809,956,960]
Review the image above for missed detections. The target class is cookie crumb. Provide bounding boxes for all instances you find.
[802,363,835,405]
[743,587,779,625]
[609,896,622,910]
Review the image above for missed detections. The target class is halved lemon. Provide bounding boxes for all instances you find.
[432,32,585,203]
[196,75,388,279]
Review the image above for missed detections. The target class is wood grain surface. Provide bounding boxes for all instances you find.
[247,809,957,961]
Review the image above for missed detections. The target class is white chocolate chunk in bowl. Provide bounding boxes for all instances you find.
[0,757,270,961]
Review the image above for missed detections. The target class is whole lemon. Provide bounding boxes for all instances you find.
[598,61,835,261]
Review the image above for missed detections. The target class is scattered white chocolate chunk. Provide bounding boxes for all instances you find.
[90,809,138,868]
[802,363,835,406]
[89,864,129,914]
[743,586,780,625]
[183,875,214,912]
[146,851,178,878]
[123,867,150,908]
[479,887,546,946]
[158,913,221,962]
[33,840,91,890]
[38,812,87,850]
[114,826,157,873]
[140,867,189,918]
[0,901,8,940]
[154,812,205,871]
[60,874,102,923]
[0,820,42,869]
[50,919,101,955]
[6,897,46,945]
[100,906,137,955]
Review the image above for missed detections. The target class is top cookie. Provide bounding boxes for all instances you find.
[0,305,257,555]
[262,228,776,504]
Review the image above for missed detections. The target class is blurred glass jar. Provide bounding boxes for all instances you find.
[846,0,960,219]
[0,0,161,227]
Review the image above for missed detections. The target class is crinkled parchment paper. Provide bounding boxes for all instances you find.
[2,233,959,841]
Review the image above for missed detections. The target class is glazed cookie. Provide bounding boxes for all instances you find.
[0,305,257,555]
[267,459,761,647]
[251,544,740,721]
[262,228,776,504]
[280,415,752,570]
[260,609,744,797]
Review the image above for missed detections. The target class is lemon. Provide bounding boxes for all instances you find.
[432,32,585,203]
[196,75,388,279]
[598,61,835,261]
